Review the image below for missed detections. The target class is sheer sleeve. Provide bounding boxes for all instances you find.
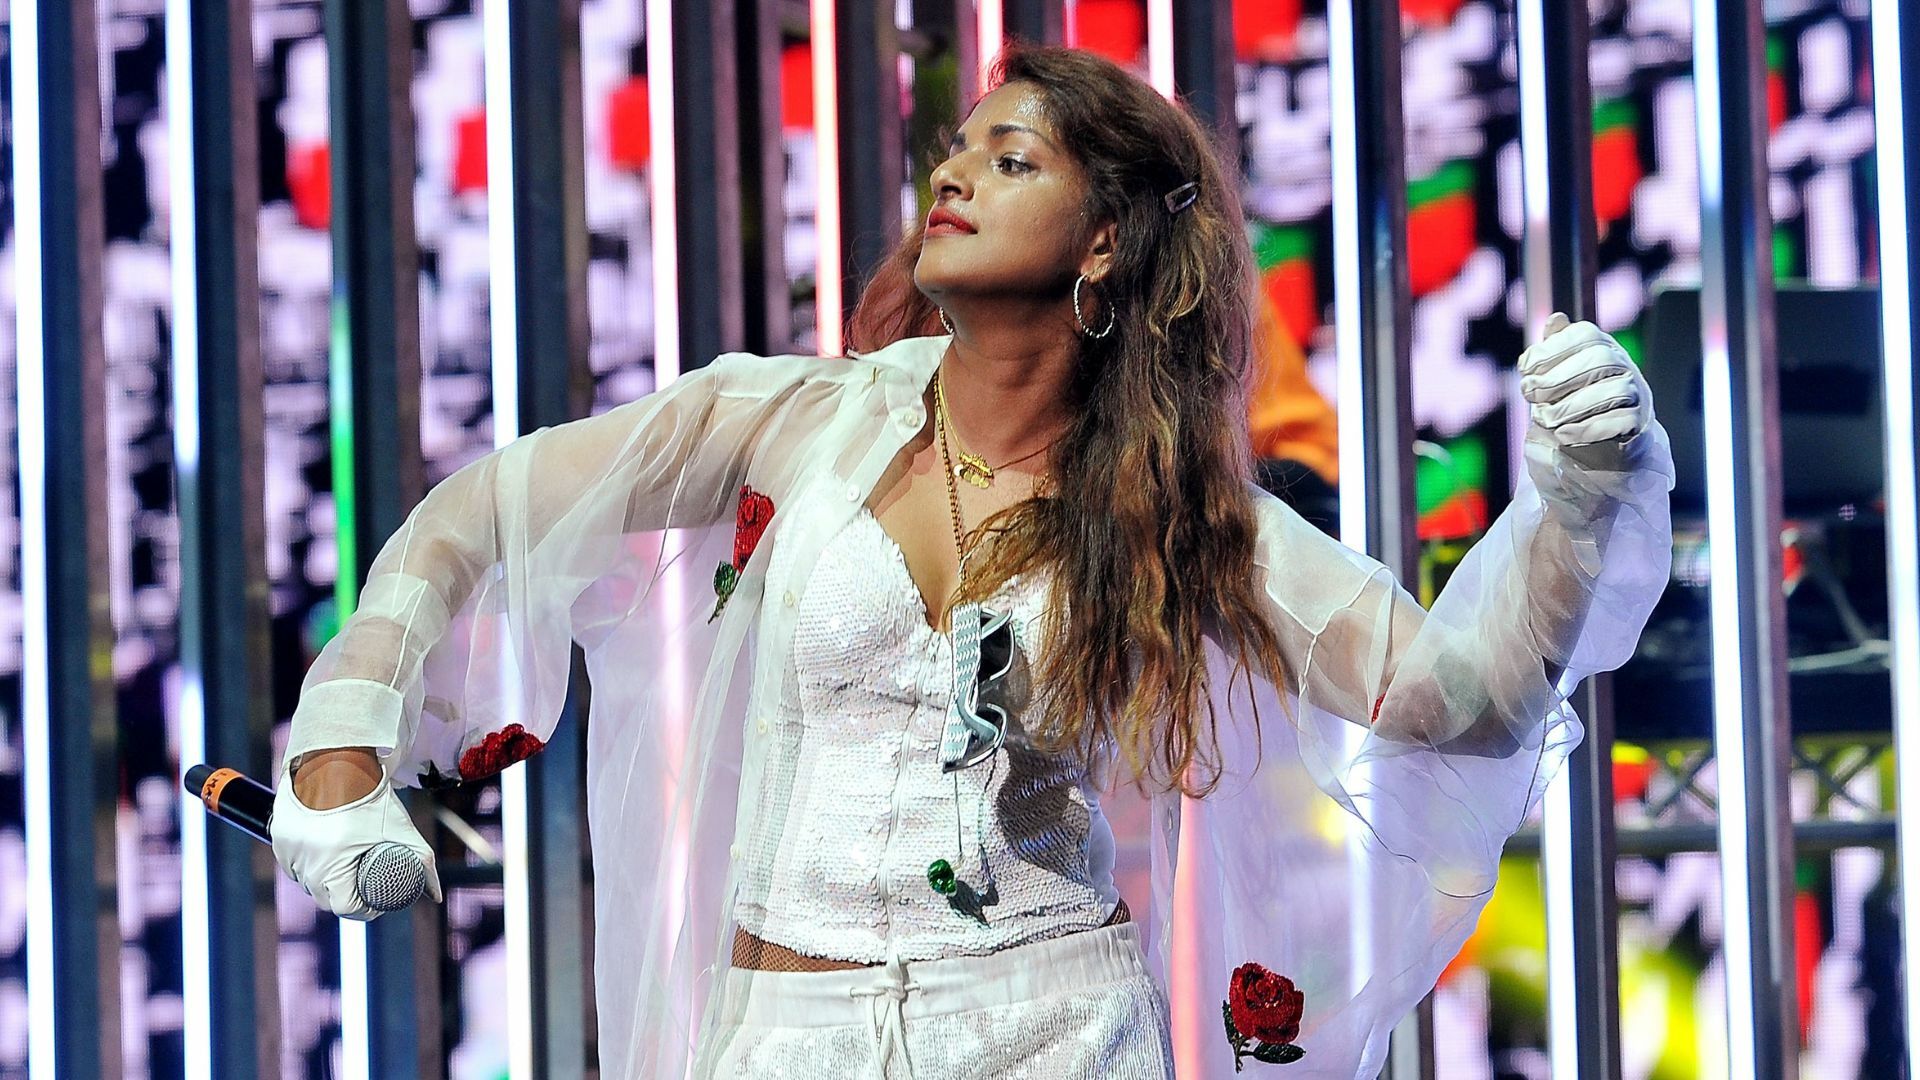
[1126,424,1674,1077]
[280,351,833,786]
[1259,421,1675,756]
[1240,420,1674,908]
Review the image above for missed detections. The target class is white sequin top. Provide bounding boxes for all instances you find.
[731,506,1123,963]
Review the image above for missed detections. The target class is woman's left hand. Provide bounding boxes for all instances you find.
[1519,313,1653,450]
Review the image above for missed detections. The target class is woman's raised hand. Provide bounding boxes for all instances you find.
[1519,312,1654,449]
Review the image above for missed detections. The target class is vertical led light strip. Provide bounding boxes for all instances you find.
[12,4,56,1075]
[643,4,696,1059]
[1870,0,1920,1061]
[1512,1,1579,1073]
[1146,0,1185,1062]
[480,2,536,1076]
[162,4,214,1077]
[976,0,1003,93]
[1513,0,1554,343]
[1144,0,1175,98]
[648,0,681,384]
[1690,1,1759,1073]
[1327,0,1369,552]
[335,920,370,1080]
[1324,0,1377,999]
[811,0,843,356]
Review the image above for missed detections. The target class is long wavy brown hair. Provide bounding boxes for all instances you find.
[848,45,1288,799]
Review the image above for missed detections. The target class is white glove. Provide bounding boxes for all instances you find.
[270,756,442,922]
[1518,313,1659,574]
[1520,313,1654,450]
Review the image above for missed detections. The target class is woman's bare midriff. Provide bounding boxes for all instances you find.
[729,897,1132,972]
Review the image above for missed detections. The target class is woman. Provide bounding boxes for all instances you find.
[273,47,1672,1078]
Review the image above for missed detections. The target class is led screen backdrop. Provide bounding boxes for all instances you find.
[0,0,1891,1077]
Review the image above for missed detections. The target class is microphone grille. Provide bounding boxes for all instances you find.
[356,842,428,913]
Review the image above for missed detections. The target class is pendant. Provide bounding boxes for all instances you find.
[955,451,994,489]
[927,858,958,895]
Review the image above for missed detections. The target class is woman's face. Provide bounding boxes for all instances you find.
[913,82,1110,304]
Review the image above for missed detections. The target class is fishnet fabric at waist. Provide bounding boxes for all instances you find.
[730,898,1132,972]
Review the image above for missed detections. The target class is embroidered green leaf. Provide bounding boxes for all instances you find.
[1251,1042,1306,1065]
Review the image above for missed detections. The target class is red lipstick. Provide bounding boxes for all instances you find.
[925,206,976,236]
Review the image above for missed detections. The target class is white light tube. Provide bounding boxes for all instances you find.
[1870,0,1920,1065]
[642,0,696,1065]
[162,5,215,1076]
[1327,0,1369,554]
[648,0,681,384]
[480,2,536,1077]
[1145,0,1175,98]
[1325,0,1378,1005]
[1690,1,1760,1073]
[13,3,58,1076]
[811,0,843,356]
[977,0,1003,94]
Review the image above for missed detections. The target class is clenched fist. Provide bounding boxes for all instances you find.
[1519,313,1653,448]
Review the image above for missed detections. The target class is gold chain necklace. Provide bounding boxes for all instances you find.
[933,372,971,567]
[933,373,1061,489]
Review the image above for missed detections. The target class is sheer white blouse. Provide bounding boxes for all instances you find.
[280,334,1674,1078]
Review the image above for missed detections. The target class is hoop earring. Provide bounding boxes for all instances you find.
[1072,275,1116,339]
[939,308,955,334]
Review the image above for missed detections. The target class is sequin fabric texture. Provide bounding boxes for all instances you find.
[733,508,1122,963]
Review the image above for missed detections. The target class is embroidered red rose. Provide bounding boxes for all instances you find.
[712,486,776,621]
[457,723,547,781]
[732,487,775,570]
[1222,962,1306,1069]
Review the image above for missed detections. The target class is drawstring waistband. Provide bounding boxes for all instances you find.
[711,921,1153,1078]
[847,953,922,1079]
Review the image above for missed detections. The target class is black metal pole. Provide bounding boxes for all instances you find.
[735,0,792,355]
[1170,0,1239,162]
[324,0,442,1074]
[14,0,122,1074]
[1340,0,1420,584]
[168,1,281,1076]
[1693,0,1798,1073]
[1002,0,1063,46]
[677,0,749,369]
[836,0,907,309]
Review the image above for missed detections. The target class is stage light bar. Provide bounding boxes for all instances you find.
[1870,0,1920,1063]
[648,0,682,384]
[643,3,696,1065]
[1145,0,1174,98]
[480,1,536,1075]
[13,2,59,1075]
[1691,0,1761,1071]
[811,0,843,356]
[336,920,370,1080]
[1327,0,1369,555]
[977,0,1003,94]
[161,5,217,1076]
[1325,0,1379,1026]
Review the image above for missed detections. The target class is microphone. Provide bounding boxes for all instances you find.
[184,763,429,913]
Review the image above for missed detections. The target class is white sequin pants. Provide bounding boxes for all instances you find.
[693,922,1174,1079]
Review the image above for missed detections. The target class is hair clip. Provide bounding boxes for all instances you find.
[1163,180,1200,214]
